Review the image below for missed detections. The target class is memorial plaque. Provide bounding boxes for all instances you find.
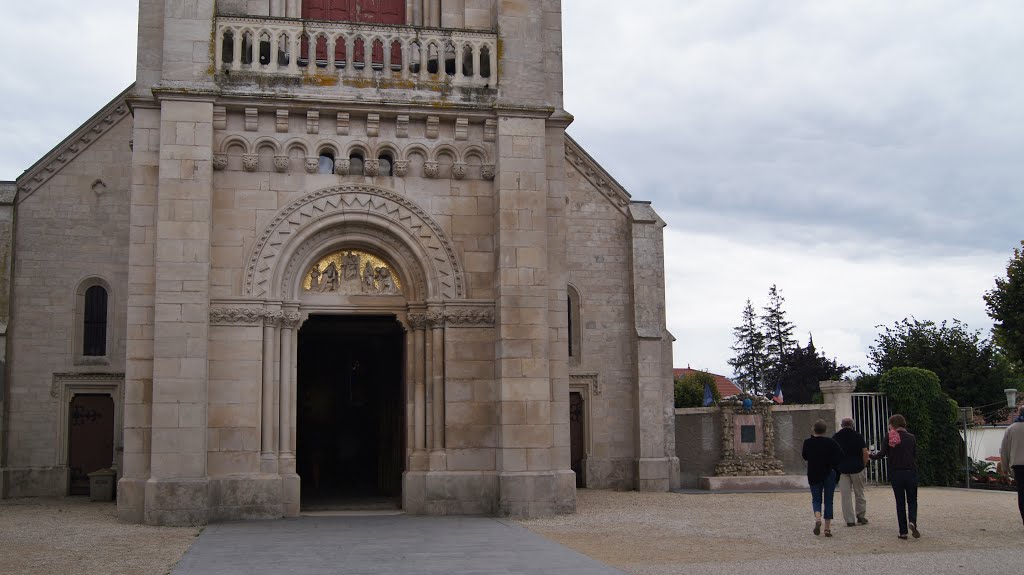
[740,425,756,444]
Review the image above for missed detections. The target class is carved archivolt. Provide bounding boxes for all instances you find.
[244,184,464,300]
[570,372,601,396]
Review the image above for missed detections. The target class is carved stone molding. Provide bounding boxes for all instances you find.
[564,134,632,215]
[393,160,409,177]
[210,307,266,325]
[304,157,319,174]
[334,158,350,176]
[570,372,601,396]
[363,159,380,177]
[481,164,495,181]
[423,161,439,179]
[281,312,302,329]
[242,154,259,172]
[273,155,289,173]
[245,184,464,300]
[51,372,125,399]
[213,154,228,171]
[452,163,466,180]
[17,86,131,201]
[443,308,494,326]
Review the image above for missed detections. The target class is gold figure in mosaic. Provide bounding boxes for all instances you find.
[304,250,403,295]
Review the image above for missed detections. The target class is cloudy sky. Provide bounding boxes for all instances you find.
[2,1,1020,378]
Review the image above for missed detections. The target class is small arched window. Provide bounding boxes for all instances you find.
[349,152,364,176]
[567,284,582,366]
[318,151,335,174]
[83,286,108,356]
[378,153,393,177]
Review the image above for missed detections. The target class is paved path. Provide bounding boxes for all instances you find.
[170,514,625,575]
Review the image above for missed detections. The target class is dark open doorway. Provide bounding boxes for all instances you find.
[68,394,115,496]
[297,314,405,510]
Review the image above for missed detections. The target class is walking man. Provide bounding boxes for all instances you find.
[833,417,869,527]
[999,406,1024,526]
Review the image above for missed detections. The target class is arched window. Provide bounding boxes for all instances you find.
[83,286,108,357]
[567,284,582,366]
[349,152,365,176]
[318,151,335,174]
[378,153,393,177]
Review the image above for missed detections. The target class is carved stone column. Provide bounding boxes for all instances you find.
[279,309,301,517]
[409,313,428,471]
[429,311,446,470]
[260,309,281,473]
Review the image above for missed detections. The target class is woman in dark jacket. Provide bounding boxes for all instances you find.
[871,413,920,540]
[802,419,843,537]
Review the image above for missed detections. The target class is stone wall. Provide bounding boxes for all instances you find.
[674,404,835,488]
[3,109,133,497]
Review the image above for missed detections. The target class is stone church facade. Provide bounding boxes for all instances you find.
[0,0,679,525]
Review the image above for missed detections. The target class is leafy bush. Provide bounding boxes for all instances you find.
[674,371,722,408]
[879,367,962,486]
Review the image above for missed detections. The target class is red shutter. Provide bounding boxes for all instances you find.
[328,0,353,22]
[302,0,328,20]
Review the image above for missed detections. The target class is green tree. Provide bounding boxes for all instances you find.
[761,284,797,394]
[868,317,1010,408]
[878,367,961,486]
[985,240,1024,365]
[778,335,852,403]
[728,299,767,394]
[674,370,722,408]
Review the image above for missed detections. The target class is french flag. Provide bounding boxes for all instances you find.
[772,381,784,404]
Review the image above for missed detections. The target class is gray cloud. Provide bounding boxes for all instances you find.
[564,0,1024,255]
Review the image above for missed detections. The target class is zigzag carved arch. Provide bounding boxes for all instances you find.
[244,185,465,299]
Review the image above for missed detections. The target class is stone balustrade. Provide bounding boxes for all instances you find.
[214,16,498,89]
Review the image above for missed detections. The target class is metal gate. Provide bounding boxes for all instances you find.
[851,392,891,485]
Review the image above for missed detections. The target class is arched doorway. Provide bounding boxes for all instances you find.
[297,314,405,510]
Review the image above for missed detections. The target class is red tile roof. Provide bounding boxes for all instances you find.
[673,368,743,398]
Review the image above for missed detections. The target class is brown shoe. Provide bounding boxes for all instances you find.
[813,520,821,536]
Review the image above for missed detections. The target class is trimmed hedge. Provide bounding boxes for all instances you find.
[674,371,722,408]
[879,367,961,486]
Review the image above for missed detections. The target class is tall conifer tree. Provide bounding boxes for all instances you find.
[761,284,797,393]
[728,299,767,394]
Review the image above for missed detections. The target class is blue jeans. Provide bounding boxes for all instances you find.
[890,469,918,535]
[810,470,837,520]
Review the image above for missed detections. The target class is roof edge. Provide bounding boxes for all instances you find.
[563,133,632,215]
[16,83,135,202]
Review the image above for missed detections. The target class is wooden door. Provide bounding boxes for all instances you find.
[68,394,114,496]
[569,392,585,487]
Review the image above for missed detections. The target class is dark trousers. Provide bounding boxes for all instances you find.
[890,469,918,535]
[1015,466,1024,526]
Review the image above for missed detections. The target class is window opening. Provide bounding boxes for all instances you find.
[319,152,336,174]
[444,42,456,76]
[259,32,271,65]
[349,152,364,176]
[480,46,491,78]
[378,153,393,177]
[222,31,235,64]
[241,32,254,65]
[83,286,108,357]
[427,43,439,74]
[461,45,474,76]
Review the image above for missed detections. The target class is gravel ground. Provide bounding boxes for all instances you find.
[515,487,1024,575]
[0,498,199,575]
[2,487,1020,575]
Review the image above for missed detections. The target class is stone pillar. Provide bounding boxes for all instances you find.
[629,203,680,491]
[118,102,161,523]
[410,318,427,470]
[144,98,215,526]
[493,111,571,516]
[278,309,301,516]
[260,309,279,474]
[820,380,856,433]
[0,183,14,499]
[429,316,446,470]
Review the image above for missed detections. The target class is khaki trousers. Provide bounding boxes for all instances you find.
[838,471,867,523]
